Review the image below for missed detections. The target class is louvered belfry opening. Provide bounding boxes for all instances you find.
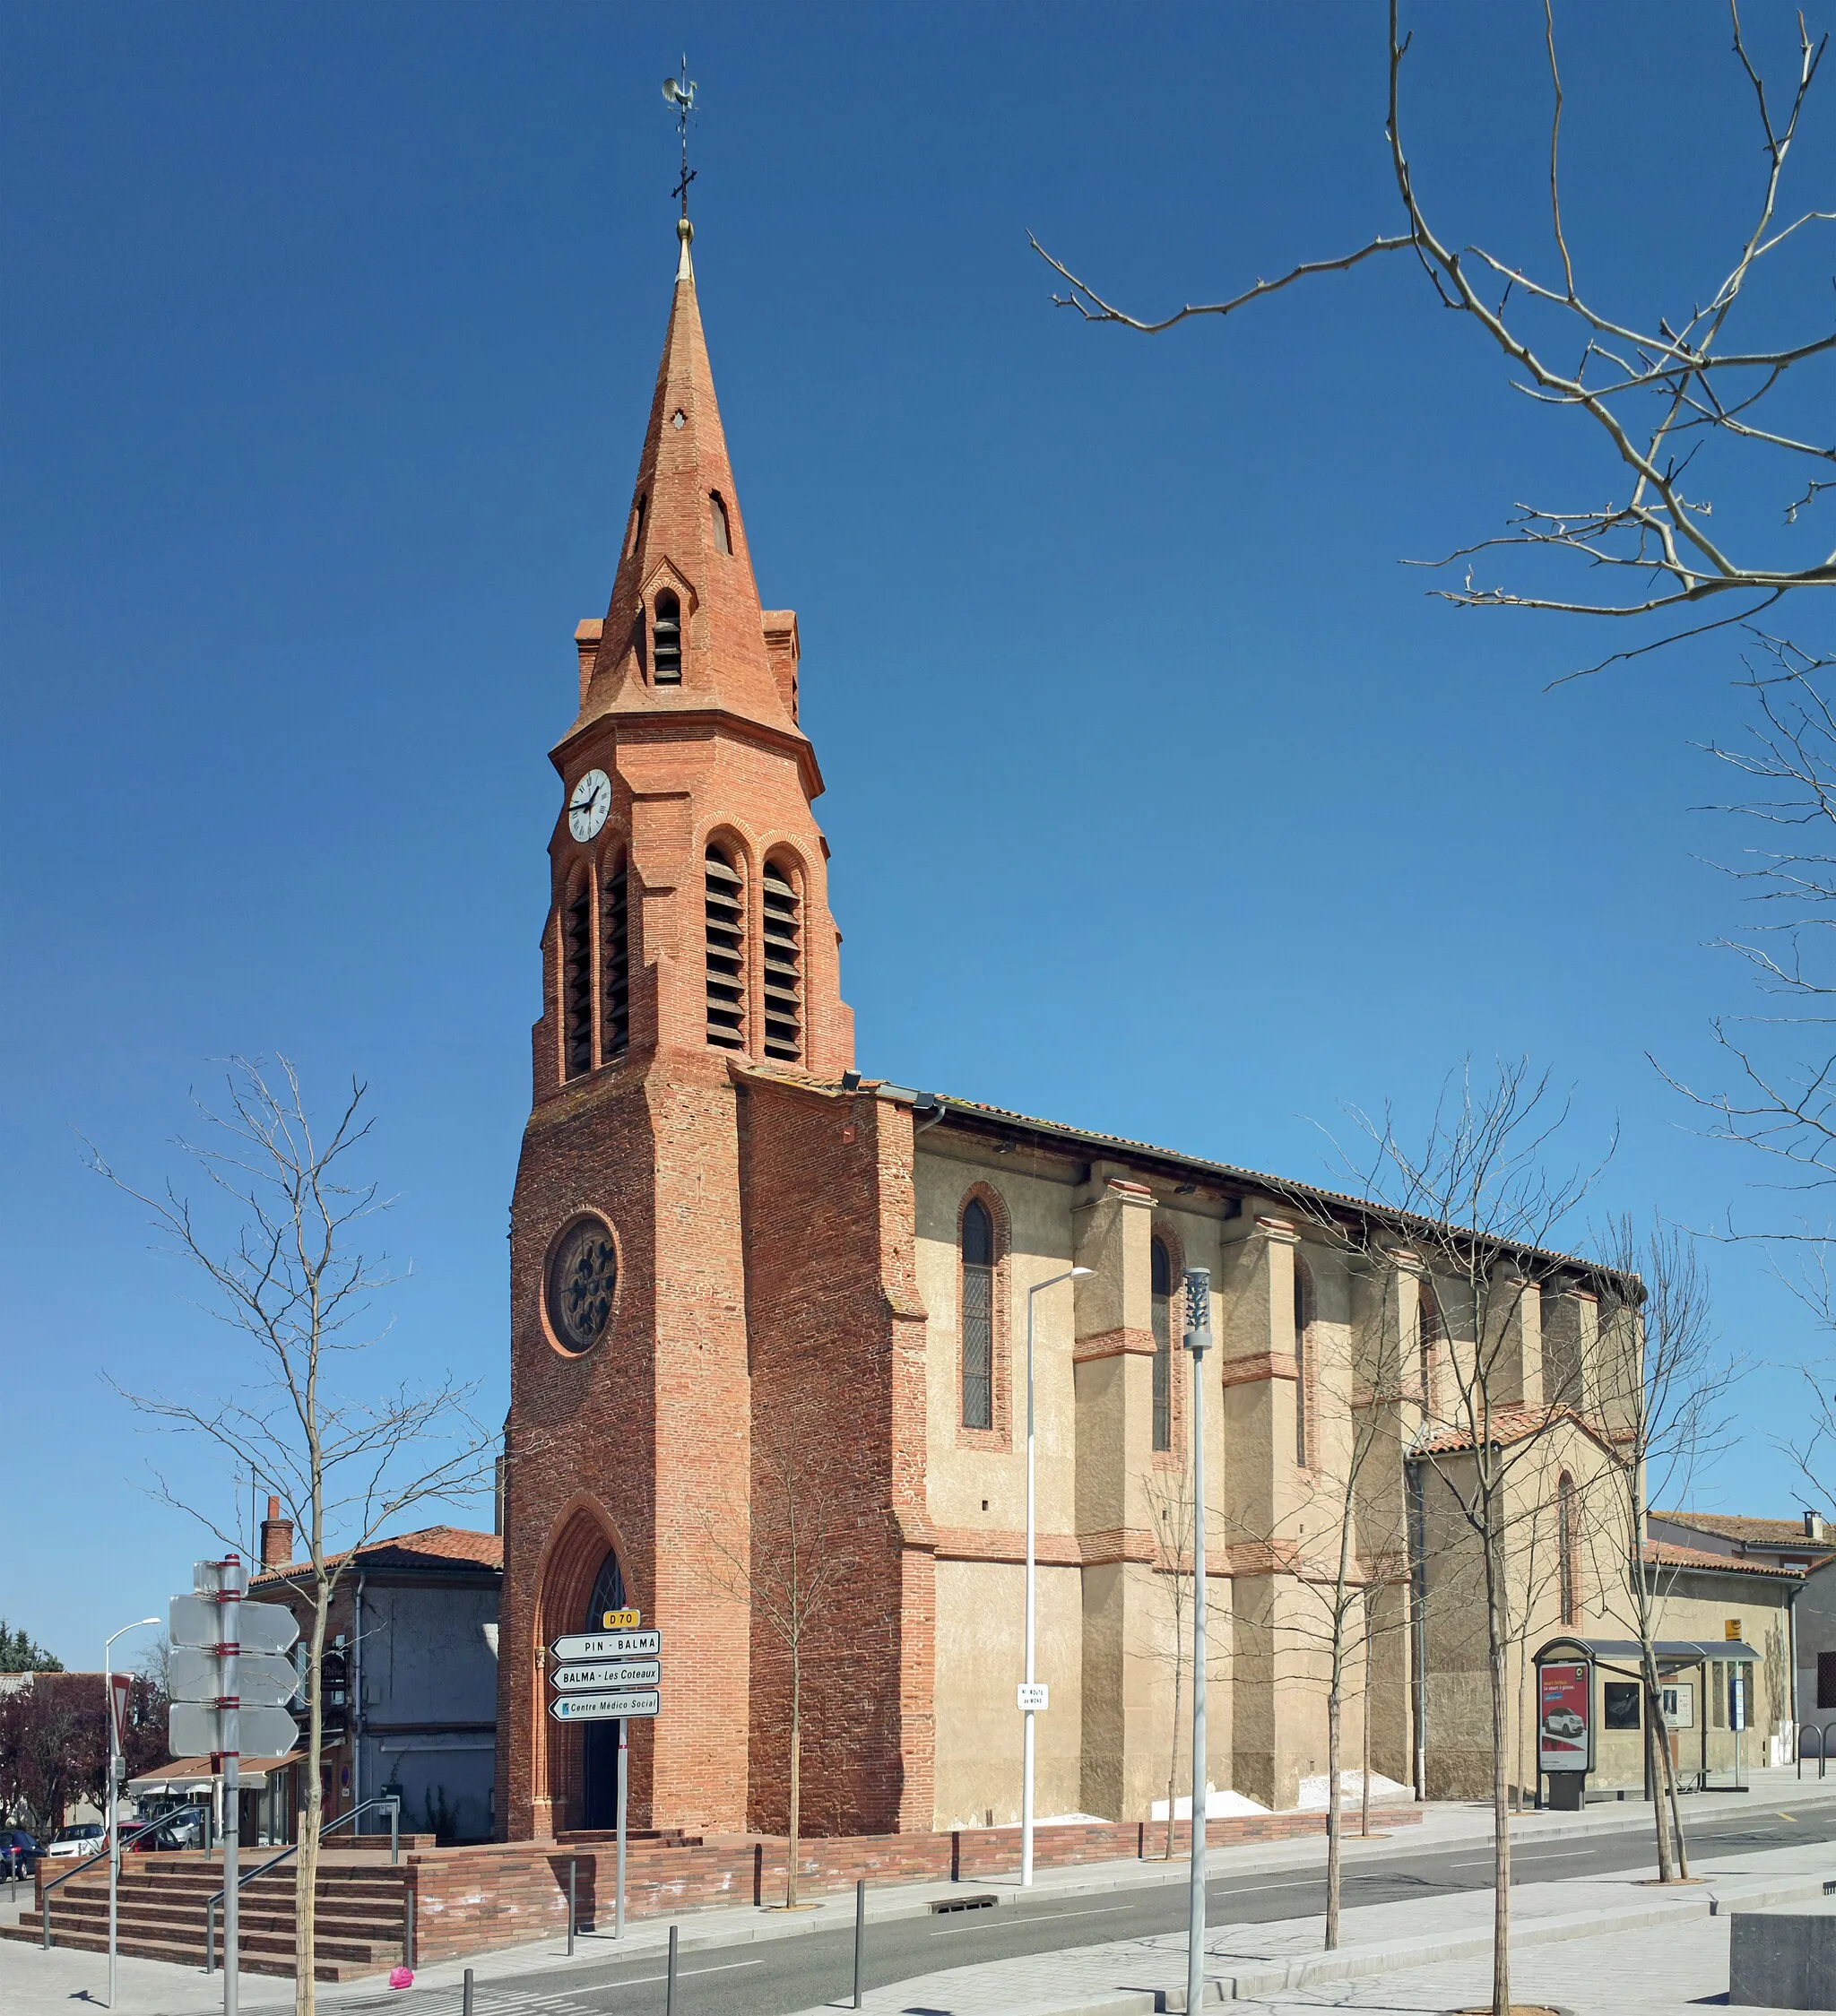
[602,852,630,1059]
[760,861,802,1061]
[653,590,682,683]
[704,844,746,1050]
[562,874,594,1078]
[1150,1239,1173,1453]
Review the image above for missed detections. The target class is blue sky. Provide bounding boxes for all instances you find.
[5,4,1834,1663]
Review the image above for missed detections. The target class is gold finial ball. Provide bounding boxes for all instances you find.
[678,217,694,248]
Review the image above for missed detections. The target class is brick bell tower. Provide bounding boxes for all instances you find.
[497,216,854,1841]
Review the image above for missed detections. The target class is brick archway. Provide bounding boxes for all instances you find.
[531,1501,625,1835]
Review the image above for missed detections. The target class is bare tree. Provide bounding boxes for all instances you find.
[695,1417,853,1909]
[1143,1464,1198,1863]
[1033,4,1836,674]
[89,1058,492,2016]
[1337,1058,1611,2016]
[1218,1216,1420,1951]
[1589,1218,1737,1881]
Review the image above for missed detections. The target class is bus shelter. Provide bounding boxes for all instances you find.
[1533,1636,1759,1809]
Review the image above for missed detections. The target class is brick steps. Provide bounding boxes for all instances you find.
[2,1858,411,1981]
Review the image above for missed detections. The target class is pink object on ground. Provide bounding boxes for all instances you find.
[388,1965,414,1988]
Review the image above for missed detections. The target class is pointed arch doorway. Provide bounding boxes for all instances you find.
[581,1551,626,1830]
[533,1506,629,1836]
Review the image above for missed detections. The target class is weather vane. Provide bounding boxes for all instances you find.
[662,57,697,221]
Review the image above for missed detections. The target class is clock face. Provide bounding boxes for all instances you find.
[567,769,611,843]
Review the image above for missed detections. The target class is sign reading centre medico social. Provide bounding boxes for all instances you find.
[1537,1660,1593,1774]
[550,1689,661,1722]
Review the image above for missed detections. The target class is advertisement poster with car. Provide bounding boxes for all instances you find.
[1538,1661,1592,1772]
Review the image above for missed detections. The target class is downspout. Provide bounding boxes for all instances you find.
[1405,1449,1429,1801]
[1788,1573,1804,1754]
[911,1092,948,1141]
[352,1570,367,1830]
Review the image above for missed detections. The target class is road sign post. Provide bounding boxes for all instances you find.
[170,1561,299,2016]
[544,1622,660,1941]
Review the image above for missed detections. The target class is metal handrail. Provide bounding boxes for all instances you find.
[205,1795,400,1975]
[39,1804,209,1950]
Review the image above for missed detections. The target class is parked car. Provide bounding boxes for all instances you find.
[0,1830,38,1882]
[43,1822,106,1859]
[126,1821,188,1855]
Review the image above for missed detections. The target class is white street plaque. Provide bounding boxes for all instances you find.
[169,1648,298,1706]
[1017,1683,1049,1712]
[548,1689,661,1722]
[550,1630,659,1663]
[552,1660,662,1692]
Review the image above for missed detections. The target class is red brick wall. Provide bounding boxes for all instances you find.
[735,1077,931,1837]
[410,1806,1422,1962]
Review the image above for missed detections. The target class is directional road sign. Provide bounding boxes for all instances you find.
[550,1630,659,1663]
[169,1647,298,1706]
[169,1701,302,1760]
[169,1595,300,1656]
[549,1689,660,1723]
[552,1660,661,1692]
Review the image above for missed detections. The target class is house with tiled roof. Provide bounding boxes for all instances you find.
[250,1501,502,1845]
[1648,1507,1833,1575]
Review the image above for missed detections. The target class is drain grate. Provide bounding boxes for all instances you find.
[930,1892,1000,1914]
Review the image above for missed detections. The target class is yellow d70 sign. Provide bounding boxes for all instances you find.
[602,1608,641,1630]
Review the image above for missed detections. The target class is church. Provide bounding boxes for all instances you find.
[492,216,1641,1845]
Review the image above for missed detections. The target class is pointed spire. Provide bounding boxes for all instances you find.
[572,229,799,742]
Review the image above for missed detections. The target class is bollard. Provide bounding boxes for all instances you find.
[567,1858,577,1956]
[462,1967,474,2016]
[853,1876,865,2009]
[666,1924,679,2015]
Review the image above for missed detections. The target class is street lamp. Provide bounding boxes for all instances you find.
[1021,1263,1093,1888]
[1182,1268,1213,2016]
[104,1614,159,2011]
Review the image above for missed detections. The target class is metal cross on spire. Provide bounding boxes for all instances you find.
[662,57,698,220]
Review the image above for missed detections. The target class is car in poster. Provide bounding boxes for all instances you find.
[1543,1708,1586,1739]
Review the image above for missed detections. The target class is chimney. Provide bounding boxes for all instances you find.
[260,1493,294,1569]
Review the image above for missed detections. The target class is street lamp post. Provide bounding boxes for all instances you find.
[1022,1263,1093,1889]
[104,1614,159,2011]
[1182,1268,1212,2016]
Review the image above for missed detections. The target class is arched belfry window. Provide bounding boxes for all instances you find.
[653,590,682,684]
[562,872,593,1080]
[704,844,746,1050]
[1558,1471,1579,1625]
[961,1198,995,1432]
[761,861,802,1062]
[602,850,630,1059]
[1294,1258,1313,1468]
[710,492,732,555]
[1150,1239,1173,1453]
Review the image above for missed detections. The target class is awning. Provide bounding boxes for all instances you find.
[1536,1636,1760,1666]
[127,1753,303,1795]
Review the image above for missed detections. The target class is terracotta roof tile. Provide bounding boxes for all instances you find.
[1650,1509,1829,1550]
[1643,1538,1806,1580]
[250,1525,501,1588]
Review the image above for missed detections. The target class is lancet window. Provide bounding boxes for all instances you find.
[654,590,682,683]
[562,872,593,1080]
[710,491,732,555]
[1150,1238,1173,1453]
[704,844,746,1050]
[761,861,802,1062]
[602,851,630,1059]
[961,1198,995,1432]
[1294,1259,1313,1468]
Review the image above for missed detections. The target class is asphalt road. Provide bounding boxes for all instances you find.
[441,1805,1836,2016]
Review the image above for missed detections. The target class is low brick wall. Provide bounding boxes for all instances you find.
[408,1805,1422,1965]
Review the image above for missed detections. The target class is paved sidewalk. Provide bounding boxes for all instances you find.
[1,1773,1830,2015]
